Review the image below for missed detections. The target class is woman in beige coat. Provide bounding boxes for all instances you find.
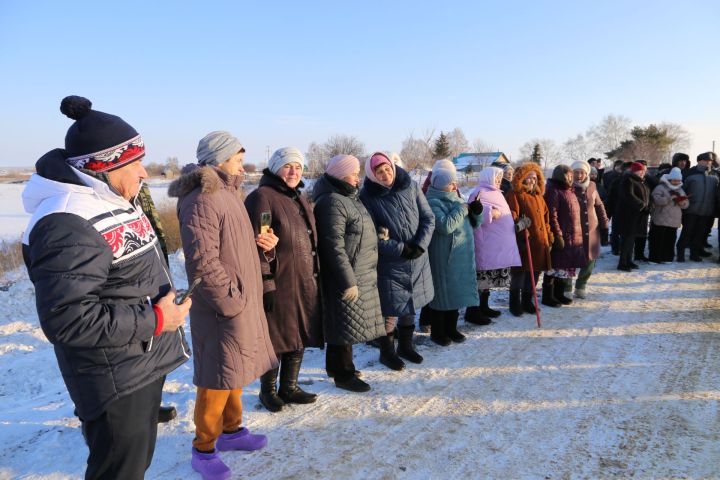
[169,131,278,480]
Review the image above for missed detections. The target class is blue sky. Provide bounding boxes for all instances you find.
[0,0,718,167]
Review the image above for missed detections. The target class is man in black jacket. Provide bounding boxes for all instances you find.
[22,96,191,479]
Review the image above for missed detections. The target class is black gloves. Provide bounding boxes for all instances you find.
[600,229,609,246]
[263,291,275,313]
[468,199,484,216]
[515,216,532,233]
[553,235,565,250]
[401,242,425,260]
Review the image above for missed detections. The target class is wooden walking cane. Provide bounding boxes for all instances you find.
[523,228,542,328]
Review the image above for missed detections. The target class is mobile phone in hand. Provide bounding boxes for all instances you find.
[260,211,272,234]
[175,277,202,305]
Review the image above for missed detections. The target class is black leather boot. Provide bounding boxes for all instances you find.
[521,290,537,314]
[279,351,317,404]
[480,290,501,318]
[379,333,405,371]
[509,289,523,316]
[396,325,423,363]
[541,276,561,307]
[553,278,573,305]
[259,367,285,412]
[445,310,466,343]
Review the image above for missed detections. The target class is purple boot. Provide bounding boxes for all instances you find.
[191,448,230,480]
[216,427,268,452]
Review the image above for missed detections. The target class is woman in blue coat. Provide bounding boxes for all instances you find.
[360,152,435,369]
[424,160,483,346]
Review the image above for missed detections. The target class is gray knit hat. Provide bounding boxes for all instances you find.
[431,159,457,189]
[268,147,305,174]
[196,131,244,166]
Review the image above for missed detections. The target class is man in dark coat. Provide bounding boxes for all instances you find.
[614,162,651,271]
[671,152,692,180]
[21,96,191,479]
[633,160,653,261]
[605,161,632,255]
[677,152,719,261]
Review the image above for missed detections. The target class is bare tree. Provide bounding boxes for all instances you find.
[305,141,324,173]
[586,114,632,157]
[400,128,436,171]
[520,138,562,170]
[472,138,496,153]
[323,134,365,161]
[658,122,692,159]
[400,135,432,171]
[446,127,469,160]
[563,134,590,162]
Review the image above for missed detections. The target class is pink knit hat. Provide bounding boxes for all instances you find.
[326,154,360,180]
[364,151,395,185]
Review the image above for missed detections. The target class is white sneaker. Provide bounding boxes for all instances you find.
[574,289,586,299]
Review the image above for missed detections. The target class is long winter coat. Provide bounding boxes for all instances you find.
[425,186,480,310]
[244,170,323,354]
[22,150,189,421]
[574,180,609,262]
[683,167,719,217]
[359,167,435,317]
[505,163,554,272]
[651,179,689,228]
[312,174,385,345]
[613,172,651,236]
[468,170,522,271]
[545,177,587,269]
[169,166,277,389]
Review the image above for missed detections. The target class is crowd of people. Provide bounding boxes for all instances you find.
[20,96,719,480]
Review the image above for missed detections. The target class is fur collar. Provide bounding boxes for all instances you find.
[168,166,241,198]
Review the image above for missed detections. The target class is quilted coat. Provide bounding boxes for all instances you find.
[505,163,554,272]
[545,173,587,269]
[169,166,277,389]
[359,166,435,317]
[467,168,522,271]
[312,174,385,345]
[244,170,323,354]
[425,186,479,310]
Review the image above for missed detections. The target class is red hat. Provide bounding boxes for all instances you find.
[629,162,646,173]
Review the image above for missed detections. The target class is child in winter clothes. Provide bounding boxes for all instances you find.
[649,167,689,263]
[425,160,482,346]
[465,167,521,325]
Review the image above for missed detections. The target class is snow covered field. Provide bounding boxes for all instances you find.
[0,182,719,479]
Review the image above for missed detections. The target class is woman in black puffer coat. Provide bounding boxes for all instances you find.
[313,154,385,393]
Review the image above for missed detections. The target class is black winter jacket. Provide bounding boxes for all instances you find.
[312,174,385,345]
[612,172,650,236]
[22,150,190,420]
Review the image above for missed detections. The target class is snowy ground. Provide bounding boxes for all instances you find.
[1,183,719,479]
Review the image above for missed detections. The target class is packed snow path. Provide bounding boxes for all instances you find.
[1,245,718,479]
